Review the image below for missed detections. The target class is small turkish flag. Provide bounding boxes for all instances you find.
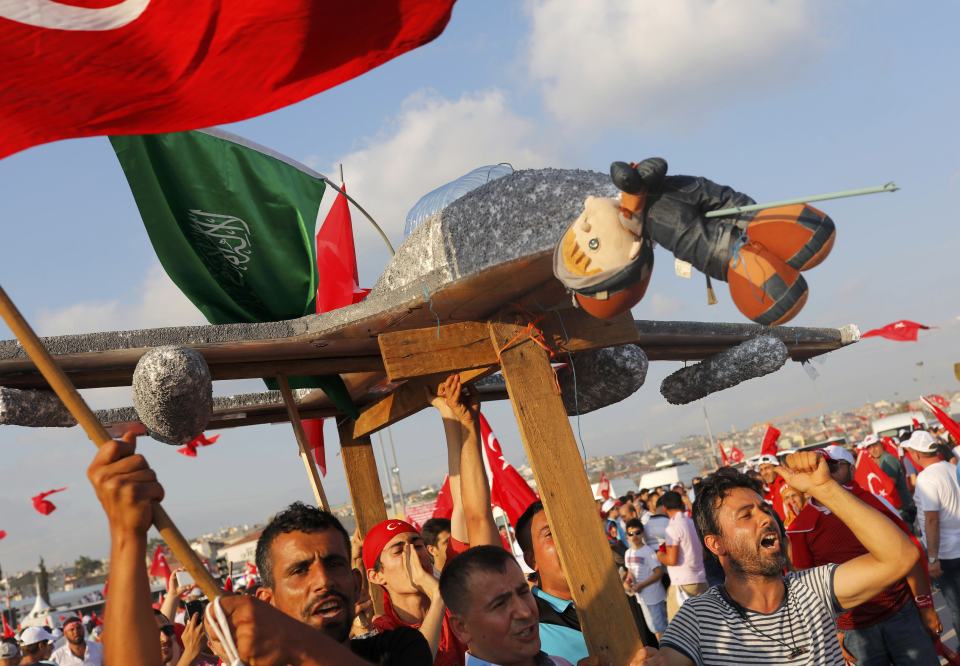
[149,546,172,581]
[31,487,67,515]
[177,433,219,457]
[598,472,612,500]
[0,530,6,540]
[718,442,730,466]
[861,320,930,342]
[432,476,454,520]
[760,425,781,457]
[223,576,234,593]
[854,450,901,508]
[730,446,745,463]
[479,413,538,525]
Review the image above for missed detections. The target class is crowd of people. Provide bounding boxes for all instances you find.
[4,375,958,665]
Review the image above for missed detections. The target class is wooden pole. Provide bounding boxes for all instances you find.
[490,322,642,662]
[277,375,330,511]
[0,285,221,599]
[338,419,389,615]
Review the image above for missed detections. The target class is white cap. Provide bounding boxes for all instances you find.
[600,498,618,513]
[857,434,879,450]
[822,444,856,466]
[902,430,938,454]
[0,641,18,658]
[19,626,54,646]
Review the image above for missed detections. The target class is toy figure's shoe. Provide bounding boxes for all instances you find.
[727,242,808,326]
[741,204,835,271]
[610,158,668,195]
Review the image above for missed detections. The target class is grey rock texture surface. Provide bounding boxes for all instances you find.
[132,346,212,445]
[559,345,649,415]
[0,388,77,427]
[660,336,789,405]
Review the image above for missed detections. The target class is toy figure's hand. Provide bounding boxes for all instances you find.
[610,158,667,194]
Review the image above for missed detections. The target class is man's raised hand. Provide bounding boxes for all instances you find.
[86,430,164,536]
[775,451,832,495]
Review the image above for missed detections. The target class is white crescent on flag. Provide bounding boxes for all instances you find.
[867,472,889,497]
[0,0,150,31]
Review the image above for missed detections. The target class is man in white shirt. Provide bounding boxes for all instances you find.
[656,492,707,619]
[903,429,960,635]
[623,518,667,639]
[50,617,102,665]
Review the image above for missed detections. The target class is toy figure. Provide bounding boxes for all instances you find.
[554,158,835,325]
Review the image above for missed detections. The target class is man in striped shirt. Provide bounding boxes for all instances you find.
[638,452,919,665]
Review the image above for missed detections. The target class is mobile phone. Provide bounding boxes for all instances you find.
[184,599,207,621]
[175,571,194,588]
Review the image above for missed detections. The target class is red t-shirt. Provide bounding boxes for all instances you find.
[763,476,787,521]
[786,483,912,630]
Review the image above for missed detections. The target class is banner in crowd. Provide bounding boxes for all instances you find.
[1,1,455,158]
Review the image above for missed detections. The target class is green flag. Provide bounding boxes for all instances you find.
[110,129,355,415]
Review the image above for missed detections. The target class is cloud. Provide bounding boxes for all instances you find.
[647,292,684,318]
[326,89,559,258]
[35,263,205,336]
[525,0,822,129]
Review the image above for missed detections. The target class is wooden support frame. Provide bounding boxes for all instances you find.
[277,376,330,511]
[379,309,638,382]
[339,420,389,615]
[490,322,642,662]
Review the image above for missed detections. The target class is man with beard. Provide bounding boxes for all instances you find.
[637,452,919,664]
[786,445,939,664]
[87,434,431,666]
[50,617,102,665]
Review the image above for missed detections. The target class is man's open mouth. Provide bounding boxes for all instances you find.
[759,533,779,551]
[311,597,346,619]
[513,623,537,641]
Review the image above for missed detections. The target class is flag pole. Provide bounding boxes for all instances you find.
[276,376,330,511]
[0,285,221,600]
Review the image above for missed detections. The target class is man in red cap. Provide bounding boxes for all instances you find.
[786,444,940,664]
[363,374,500,665]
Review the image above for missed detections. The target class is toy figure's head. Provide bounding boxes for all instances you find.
[554,196,653,319]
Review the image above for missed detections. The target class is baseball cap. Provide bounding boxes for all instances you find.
[19,626,54,646]
[857,434,879,450]
[0,641,19,659]
[361,519,419,572]
[902,430,938,454]
[822,444,855,466]
[600,498,621,514]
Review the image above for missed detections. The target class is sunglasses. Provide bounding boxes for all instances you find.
[627,531,643,537]
[159,625,175,637]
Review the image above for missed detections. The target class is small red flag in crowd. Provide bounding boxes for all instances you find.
[149,546,172,582]
[223,576,234,593]
[177,433,219,458]
[922,397,960,444]
[31,487,67,515]
[861,320,930,342]
[597,472,612,500]
[729,446,745,463]
[854,450,901,508]
[760,425,781,457]
[1,614,14,639]
[432,475,454,520]
[925,394,952,411]
[479,413,538,525]
[0,530,6,541]
[718,442,730,466]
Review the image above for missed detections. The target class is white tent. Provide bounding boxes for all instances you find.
[20,579,55,628]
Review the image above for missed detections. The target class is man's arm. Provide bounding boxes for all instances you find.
[634,565,664,591]
[86,433,165,666]
[925,511,942,577]
[776,452,917,609]
[402,543,445,658]
[429,383,468,544]
[657,546,679,567]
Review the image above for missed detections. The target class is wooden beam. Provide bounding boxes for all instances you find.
[338,420,389,615]
[379,309,638,382]
[490,322,642,662]
[277,376,330,512]
[350,366,497,439]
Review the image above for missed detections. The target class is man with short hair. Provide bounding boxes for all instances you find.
[656,491,707,619]
[87,434,432,666]
[623,518,667,640]
[859,434,916,524]
[641,453,920,664]
[0,639,20,666]
[50,617,101,665]
[19,626,56,665]
[787,444,940,664]
[902,429,960,635]
[423,518,453,573]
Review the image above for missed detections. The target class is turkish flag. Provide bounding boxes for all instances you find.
[1,613,14,639]
[0,1,455,159]
[223,576,234,593]
[861,320,930,342]
[880,436,901,459]
[479,413,538,525]
[925,394,952,411]
[598,472,612,500]
[718,442,730,466]
[854,450,901,508]
[0,530,6,540]
[923,397,960,444]
[760,425,781,457]
[148,545,172,581]
[432,475,454,520]
[177,432,219,458]
[729,446,745,464]
[31,487,67,515]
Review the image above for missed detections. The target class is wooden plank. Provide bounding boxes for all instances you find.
[490,322,642,662]
[277,376,330,512]
[351,365,497,439]
[338,420,389,615]
[379,309,638,382]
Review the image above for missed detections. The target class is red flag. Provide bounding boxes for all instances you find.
[31,487,67,515]
[0,2,455,159]
[432,475,454,520]
[861,320,930,342]
[598,472,612,500]
[0,530,6,540]
[925,394,952,411]
[1,614,14,639]
[223,576,234,594]
[148,546,172,581]
[880,436,901,459]
[301,419,327,477]
[718,442,730,466]
[479,413,538,525]
[177,433,219,458]
[923,397,960,444]
[729,446,745,463]
[760,425,781,457]
[854,450,901,508]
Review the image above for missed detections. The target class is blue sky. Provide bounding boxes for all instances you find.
[0,1,958,572]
